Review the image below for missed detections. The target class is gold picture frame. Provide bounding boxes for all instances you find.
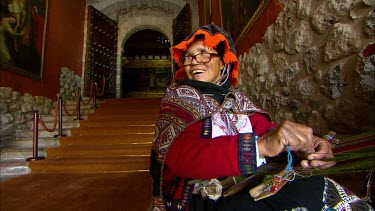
[0,0,49,80]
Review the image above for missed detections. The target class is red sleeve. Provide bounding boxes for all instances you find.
[165,120,241,180]
[165,113,276,180]
[249,113,278,136]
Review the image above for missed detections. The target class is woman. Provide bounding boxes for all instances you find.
[149,24,373,211]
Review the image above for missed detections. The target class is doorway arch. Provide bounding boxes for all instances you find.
[122,29,171,98]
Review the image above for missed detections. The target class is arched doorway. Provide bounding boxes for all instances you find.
[122,29,171,98]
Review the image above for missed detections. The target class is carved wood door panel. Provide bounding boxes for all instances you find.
[84,6,118,98]
[172,3,191,72]
[173,3,191,46]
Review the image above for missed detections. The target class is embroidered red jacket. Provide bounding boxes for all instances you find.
[165,113,277,180]
[150,84,274,210]
[162,113,277,203]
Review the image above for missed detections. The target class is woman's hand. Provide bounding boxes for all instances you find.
[300,137,336,169]
[257,120,336,169]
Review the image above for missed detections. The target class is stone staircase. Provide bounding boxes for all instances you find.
[26,98,159,174]
[0,99,100,180]
[1,97,160,211]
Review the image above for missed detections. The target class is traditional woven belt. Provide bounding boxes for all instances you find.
[188,163,286,200]
[188,177,240,200]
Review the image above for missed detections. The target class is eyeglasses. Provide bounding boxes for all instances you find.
[179,52,220,66]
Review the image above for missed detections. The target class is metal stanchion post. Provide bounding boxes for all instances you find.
[74,88,83,121]
[27,110,45,161]
[54,96,67,138]
[91,83,97,109]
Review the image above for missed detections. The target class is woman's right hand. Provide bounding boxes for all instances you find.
[257,120,335,169]
[257,120,316,157]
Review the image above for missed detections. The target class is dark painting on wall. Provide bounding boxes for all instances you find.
[220,0,269,45]
[0,0,48,79]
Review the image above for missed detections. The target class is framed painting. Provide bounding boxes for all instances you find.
[220,0,269,45]
[0,0,49,79]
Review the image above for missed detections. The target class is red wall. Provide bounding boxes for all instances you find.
[1,0,280,101]
[0,0,86,100]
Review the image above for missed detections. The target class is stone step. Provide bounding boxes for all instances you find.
[47,105,96,116]
[93,109,159,117]
[102,102,159,106]
[59,134,153,146]
[78,119,156,127]
[62,103,98,111]
[0,161,30,181]
[95,104,160,113]
[46,144,152,158]
[0,99,103,181]
[70,125,154,136]
[60,108,95,115]
[100,100,159,105]
[101,98,160,104]
[63,98,104,106]
[87,113,158,121]
[29,156,150,173]
[15,119,76,140]
[1,148,47,161]
[126,92,165,98]
[16,128,71,138]
[37,121,80,129]
[39,115,88,122]
[0,137,60,149]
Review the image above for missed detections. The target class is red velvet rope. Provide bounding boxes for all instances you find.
[38,81,97,132]
[80,82,94,105]
[62,88,83,116]
[95,77,106,97]
[38,102,58,132]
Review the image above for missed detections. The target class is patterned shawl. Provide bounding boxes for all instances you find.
[150,82,268,210]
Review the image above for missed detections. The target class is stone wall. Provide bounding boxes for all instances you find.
[0,88,54,140]
[0,67,81,140]
[59,67,81,102]
[237,0,374,136]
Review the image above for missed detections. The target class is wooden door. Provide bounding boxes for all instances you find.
[172,3,191,72]
[172,3,191,45]
[84,6,118,98]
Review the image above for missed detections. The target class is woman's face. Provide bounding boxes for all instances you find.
[183,39,224,84]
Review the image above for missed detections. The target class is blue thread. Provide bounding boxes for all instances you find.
[285,145,293,173]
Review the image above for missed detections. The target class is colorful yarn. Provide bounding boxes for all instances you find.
[285,145,293,174]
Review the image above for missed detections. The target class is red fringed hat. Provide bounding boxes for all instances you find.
[171,24,240,87]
